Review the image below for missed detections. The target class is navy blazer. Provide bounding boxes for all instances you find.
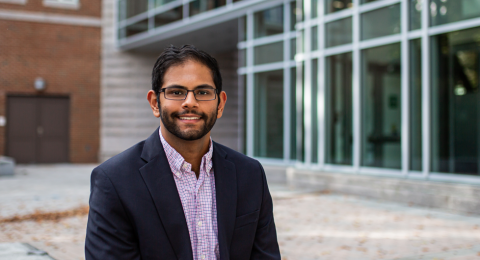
[85,128,281,260]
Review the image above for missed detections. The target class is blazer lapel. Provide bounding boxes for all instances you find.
[139,128,193,260]
[213,142,237,260]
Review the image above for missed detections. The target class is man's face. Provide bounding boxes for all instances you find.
[154,60,226,141]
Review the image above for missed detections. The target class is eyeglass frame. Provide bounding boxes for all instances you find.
[158,86,219,101]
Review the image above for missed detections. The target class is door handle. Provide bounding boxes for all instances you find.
[37,126,44,136]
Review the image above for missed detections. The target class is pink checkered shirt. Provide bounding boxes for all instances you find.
[159,129,219,260]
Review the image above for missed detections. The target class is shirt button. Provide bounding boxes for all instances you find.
[197,221,202,227]
[201,255,205,259]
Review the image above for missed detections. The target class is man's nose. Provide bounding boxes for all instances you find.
[182,91,198,108]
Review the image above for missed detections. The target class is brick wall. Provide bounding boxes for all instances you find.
[0,19,100,163]
[0,0,101,17]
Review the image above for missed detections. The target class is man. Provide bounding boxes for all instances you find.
[85,45,281,260]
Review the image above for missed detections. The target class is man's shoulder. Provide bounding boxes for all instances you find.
[95,140,147,176]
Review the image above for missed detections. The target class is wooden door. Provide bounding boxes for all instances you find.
[7,96,69,163]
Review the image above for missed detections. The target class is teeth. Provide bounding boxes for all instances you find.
[180,117,200,120]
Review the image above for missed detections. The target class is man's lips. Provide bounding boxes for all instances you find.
[176,114,202,123]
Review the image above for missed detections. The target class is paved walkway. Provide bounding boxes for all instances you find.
[1,165,480,259]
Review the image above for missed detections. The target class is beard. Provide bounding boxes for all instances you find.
[160,108,217,141]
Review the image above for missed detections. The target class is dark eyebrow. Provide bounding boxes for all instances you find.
[162,84,216,90]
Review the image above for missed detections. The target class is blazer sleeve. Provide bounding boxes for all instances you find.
[250,162,281,260]
[85,167,141,260]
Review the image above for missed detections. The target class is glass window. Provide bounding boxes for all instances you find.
[410,39,422,171]
[431,27,480,175]
[361,43,402,169]
[290,67,297,160]
[326,52,353,165]
[238,49,246,67]
[410,0,422,30]
[154,7,182,27]
[430,0,480,27]
[254,5,284,38]
[254,70,284,158]
[239,17,247,42]
[189,0,226,16]
[254,41,284,65]
[325,17,352,48]
[125,19,149,37]
[155,0,176,8]
[290,38,297,60]
[325,0,353,14]
[361,4,401,40]
[311,26,318,51]
[362,0,379,3]
[124,0,149,19]
[311,59,319,163]
[296,63,305,162]
[312,0,319,18]
[290,1,297,31]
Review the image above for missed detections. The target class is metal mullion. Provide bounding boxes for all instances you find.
[401,0,409,176]
[283,0,291,162]
[358,0,401,14]
[246,11,254,157]
[148,0,154,30]
[324,9,353,23]
[421,0,430,178]
[303,0,312,165]
[352,0,361,172]
[358,34,402,50]
[324,44,354,56]
[428,16,480,37]
[183,0,189,21]
[317,0,325,167]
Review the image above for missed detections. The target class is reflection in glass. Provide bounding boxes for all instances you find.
[361,43,402,169]
[154,7,182,27]
[119,0,148,19]
[126,19,149,37]
[312,59,319,163]
[325,0,353,14]
[312,0,319,18]
[326,53,353,165]
[296,63,305,162]
[430,0,480,27]
[431,27,480,175]
[410,39,422,171]
[409,0,422,30]
[254,5,284,38]
[290,1,296,31]
[361,0,378,3]
[254,70,284,158]
[325,17,352,48]
[190,0,226,16]
[254,41,284,65]
[239,16,247,42]
[238,49,246,67]
[361,4,401,40]
[291,38,296,60]
[311,26,318,51]
[155,0,176,8]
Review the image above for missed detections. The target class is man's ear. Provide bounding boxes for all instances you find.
[217,91,227,119]
[147,90,161,118]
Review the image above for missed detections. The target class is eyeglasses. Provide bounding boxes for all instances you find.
[159,87,218,101]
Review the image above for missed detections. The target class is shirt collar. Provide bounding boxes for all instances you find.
[159,128,213,178]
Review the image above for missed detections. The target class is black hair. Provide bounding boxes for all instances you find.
[151,45,222,104]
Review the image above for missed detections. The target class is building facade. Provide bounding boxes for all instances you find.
[0,0,101,163]
[108,0,480,184]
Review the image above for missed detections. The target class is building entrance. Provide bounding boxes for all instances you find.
[6,96,69,163]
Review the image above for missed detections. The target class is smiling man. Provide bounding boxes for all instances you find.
[85,45,281,260]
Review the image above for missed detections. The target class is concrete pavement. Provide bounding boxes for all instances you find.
[1,165,480,259]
